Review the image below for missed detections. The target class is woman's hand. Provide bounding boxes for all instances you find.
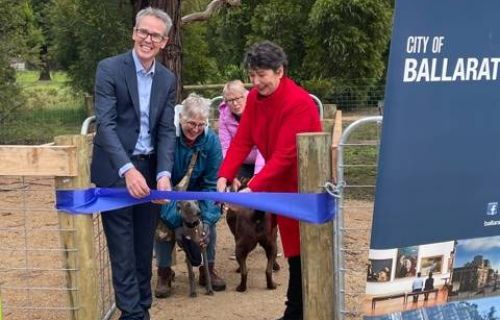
[224,186,252,211]
[216,177,228,192]
[231,178,242,191]
[238,186,252,193]
[199,223,210,249]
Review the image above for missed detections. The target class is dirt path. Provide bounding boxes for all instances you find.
[146,223,288,320]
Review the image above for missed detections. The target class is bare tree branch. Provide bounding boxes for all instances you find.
[181,0,241,25]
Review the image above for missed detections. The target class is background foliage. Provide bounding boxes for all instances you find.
[205,0,392,100]
[48,0,133,93]
[0,0,393,144]
[0,0,33,124]
[43,0,393,99]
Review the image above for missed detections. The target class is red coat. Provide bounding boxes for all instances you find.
[218,77,322,257]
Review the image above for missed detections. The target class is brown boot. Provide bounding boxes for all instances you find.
[154,267,175,298]
[199,263,226,291]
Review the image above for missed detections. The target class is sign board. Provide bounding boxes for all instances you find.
[366,0,500,317]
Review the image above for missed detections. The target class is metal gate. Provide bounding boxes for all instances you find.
[81,115,117,320]
[335,116,383,319]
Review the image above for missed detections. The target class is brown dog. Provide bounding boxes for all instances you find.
[225,196,280,292]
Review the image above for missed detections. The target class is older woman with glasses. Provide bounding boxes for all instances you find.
[218,80,265,187]
[154,93,225,298]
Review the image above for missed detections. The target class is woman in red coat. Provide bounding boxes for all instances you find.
[217,40,321,320]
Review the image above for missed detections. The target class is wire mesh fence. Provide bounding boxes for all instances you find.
[327,82,385,113]
[1,80,385,145]
[0,175,114,320]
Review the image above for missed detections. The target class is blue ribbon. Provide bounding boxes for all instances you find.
[56,188,335,224]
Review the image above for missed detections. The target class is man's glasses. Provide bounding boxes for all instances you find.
[185,121,207,130]
[134,28,165,44]
[224,96,244,105]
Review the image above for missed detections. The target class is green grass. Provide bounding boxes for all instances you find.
[16,70,69,84]
[0,71,86,145]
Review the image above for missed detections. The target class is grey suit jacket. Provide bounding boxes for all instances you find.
[91,51,176,187]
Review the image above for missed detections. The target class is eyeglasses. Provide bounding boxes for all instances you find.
[134,28,165,44]
[224,96,244,105]
[184,121,207,130]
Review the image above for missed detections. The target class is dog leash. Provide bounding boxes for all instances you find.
[155,151,199,242]
[175,151,199,192]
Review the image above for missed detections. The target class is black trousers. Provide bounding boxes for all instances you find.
[101,157,159,320]
[283,256,303,320]
[412,288,422,302]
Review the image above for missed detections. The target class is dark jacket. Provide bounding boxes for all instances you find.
[91,51,176,186]
[424,277,434,291]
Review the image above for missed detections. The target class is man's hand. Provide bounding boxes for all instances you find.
[216,177,228,193]
[153,176,172,204]
[124,167,150,198]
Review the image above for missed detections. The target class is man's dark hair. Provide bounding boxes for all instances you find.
[243,40,288,72]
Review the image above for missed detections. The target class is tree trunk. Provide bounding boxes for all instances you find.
[132,0,183,103]
[38,44,52,81]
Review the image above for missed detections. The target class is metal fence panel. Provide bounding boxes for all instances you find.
[0,171,114,319]
[0,177,72,319]
[335,116,383,319]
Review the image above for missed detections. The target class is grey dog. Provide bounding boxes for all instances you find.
[176,200,214,297]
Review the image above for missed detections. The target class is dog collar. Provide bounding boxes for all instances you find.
[183,219,200,228]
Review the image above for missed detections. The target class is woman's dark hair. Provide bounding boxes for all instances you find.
[243,40,288,72]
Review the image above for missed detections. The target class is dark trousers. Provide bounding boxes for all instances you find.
[412,288,422,302]
[282,256,303,320]
[101,157,159,320]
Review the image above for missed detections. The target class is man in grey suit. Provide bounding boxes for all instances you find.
[91,7,176,320]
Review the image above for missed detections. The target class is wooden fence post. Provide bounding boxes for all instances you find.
[54,135,99,320]
[331,110,343,184]
[84,94,94,117]
[0,286,3,320]
[297,132,335,320]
